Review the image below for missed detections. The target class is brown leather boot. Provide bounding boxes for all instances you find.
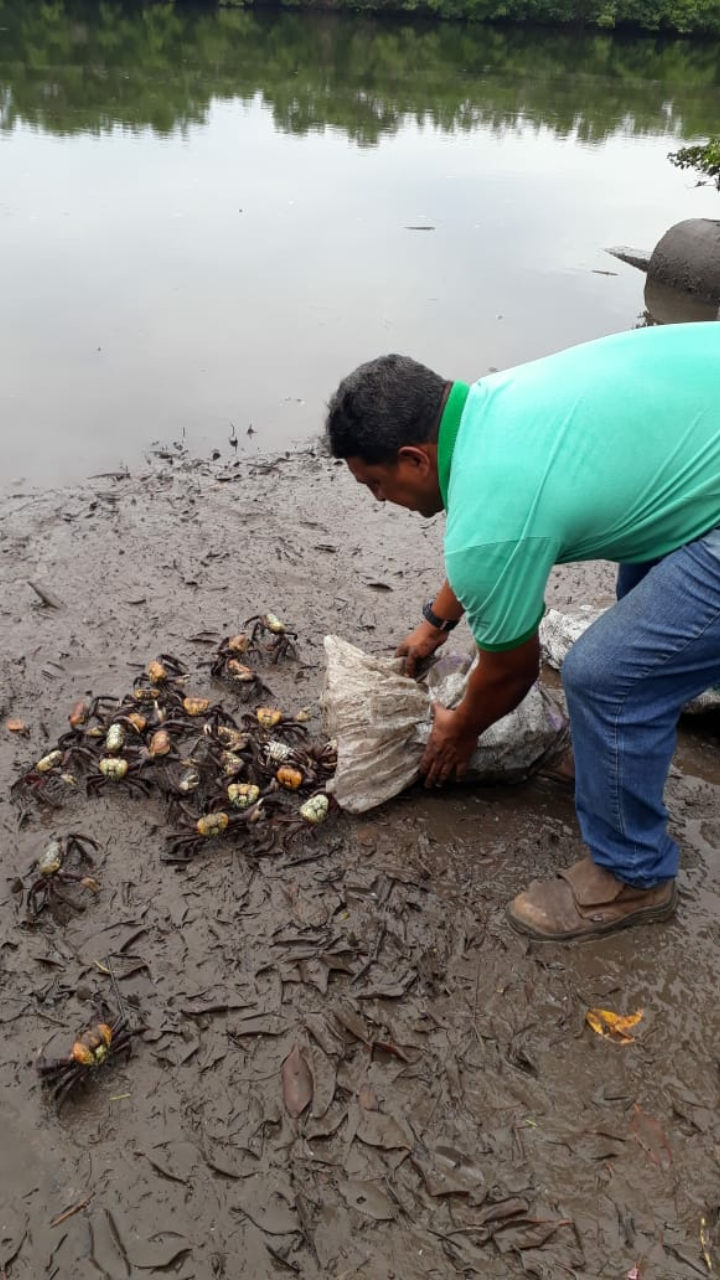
[507,854,677,942]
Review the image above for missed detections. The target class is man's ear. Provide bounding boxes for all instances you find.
[397,445,433,472]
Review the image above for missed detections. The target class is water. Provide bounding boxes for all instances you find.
[1,2,719,484]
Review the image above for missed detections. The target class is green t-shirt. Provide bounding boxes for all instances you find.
[441,322,720,652]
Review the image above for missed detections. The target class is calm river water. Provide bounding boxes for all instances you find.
[1,2,719,483]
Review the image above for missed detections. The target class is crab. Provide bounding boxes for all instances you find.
[210,633,261,671]
[134,654,188,692]
[211,656,272,701]
[164,692,239,731]
[86,756,154,797]
[163,794,279,862]
[36,999,135,1108]
[11,749,75,806]
[242,707,308,742]
[24,833,100,917]
[244,613,298,663]
[272,793,336,852]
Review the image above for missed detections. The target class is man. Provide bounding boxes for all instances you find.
[325,323,720,942]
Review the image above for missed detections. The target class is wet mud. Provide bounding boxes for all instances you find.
[1,448,719,1279]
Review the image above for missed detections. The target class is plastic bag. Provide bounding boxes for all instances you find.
[321,636,570,814]
[540,607,720,715]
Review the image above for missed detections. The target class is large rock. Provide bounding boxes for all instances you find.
[648,218,720,303]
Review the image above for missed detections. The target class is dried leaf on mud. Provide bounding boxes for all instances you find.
[340,1180,398,1221]
[307,1044,336,1120]
[355,1109,413,1151]
[411,1145,487,1198]
[228,1014,287,1039]
[357,1083,379,1111]
[630,1104,672,1171]
[585,1008,643,1043]
[493,1216,574,1252]
[282,1042,313,1118]
[233,1178,299,1236]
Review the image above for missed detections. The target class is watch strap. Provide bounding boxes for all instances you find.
[423,600,459,632]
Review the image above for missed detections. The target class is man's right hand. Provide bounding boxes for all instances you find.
[395,621,449,678]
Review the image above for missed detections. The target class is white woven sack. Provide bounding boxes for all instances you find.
[321,636,569,814]
[540,608,720,715]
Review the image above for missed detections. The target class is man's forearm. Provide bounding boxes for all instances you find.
[452,654,535,738]
[431,580,465,623]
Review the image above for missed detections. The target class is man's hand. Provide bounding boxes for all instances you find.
[395,621,448,678]
[420,703,478,787]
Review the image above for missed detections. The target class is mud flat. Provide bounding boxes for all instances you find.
[1,449,719,1278]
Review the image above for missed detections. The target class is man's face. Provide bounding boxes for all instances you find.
[346,448,443,517]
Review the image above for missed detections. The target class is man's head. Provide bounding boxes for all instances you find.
[325,354,448,517]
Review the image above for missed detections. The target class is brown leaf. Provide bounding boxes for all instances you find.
[630,1104,672,1171]
[357,1084,379,1111]
[282,1043,313,1118]
[355,1110,413,1151]
[339,1181,397,1221]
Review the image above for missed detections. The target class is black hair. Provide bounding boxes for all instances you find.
[325,354,447,464]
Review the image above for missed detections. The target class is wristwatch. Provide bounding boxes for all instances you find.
[422,599,459,632]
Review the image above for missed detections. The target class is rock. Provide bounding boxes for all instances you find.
[648,218,720,303]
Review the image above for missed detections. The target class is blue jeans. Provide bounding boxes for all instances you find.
[562,527,720,887]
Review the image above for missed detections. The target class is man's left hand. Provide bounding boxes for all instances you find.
[420,703,478,788]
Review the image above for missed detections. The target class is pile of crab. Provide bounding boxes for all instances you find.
[13,612,341,1105]
[13,612,337,899]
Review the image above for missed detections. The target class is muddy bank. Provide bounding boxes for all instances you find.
[1,448,720,1279]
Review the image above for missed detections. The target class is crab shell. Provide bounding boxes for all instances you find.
[217,727,251,752]
[265,739,292,764]
[125,712,147,733]
[300,794,330,824]
[72,1023,112,1067]
[264,613,286,634]
[226,660,255,684]
[148,729,172,758]
[220,752,244,778]
[105,723,126,754]
[147,659,168,684]
[197,812,230,837]
[68,700,90,729]
[256,708,283,730]
[183,697,210,717]
[227,783,260,810]
[38,839,63,877]
[36,751,63,773]
[133,687,161,704]
[177,767,200,793]
[227,634,250,655]
[277,767,303,792]
[98,757,129,781]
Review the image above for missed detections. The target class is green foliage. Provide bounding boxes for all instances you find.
[1,0,719,144]
[669,138,720,187]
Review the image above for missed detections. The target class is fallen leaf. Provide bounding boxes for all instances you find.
[357,1084,379,1111]
[282,1043,313,1118]
[339,1180,397,1221]
[586,1008,643,1043]
[630,1104,672,1171]
[355,1110,413,1151]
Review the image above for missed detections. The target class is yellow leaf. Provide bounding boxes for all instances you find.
[585,1007,643,1044]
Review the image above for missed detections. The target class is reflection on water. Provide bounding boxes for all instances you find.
[2,1,720,144]
[1,1,719,483]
